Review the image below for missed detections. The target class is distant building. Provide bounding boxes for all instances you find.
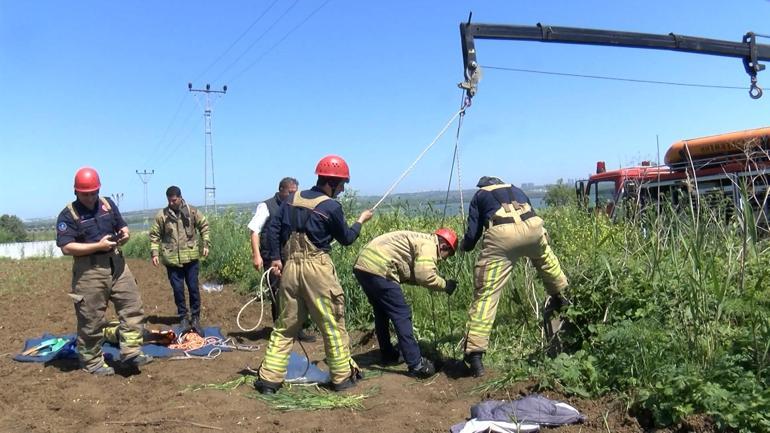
[520,182,535,190]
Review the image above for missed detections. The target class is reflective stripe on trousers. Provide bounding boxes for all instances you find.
[464,217,568,354]
[70,256,145,371]
[259,233,358,385]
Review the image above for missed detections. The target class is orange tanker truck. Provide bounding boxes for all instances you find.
[576,127,770,230]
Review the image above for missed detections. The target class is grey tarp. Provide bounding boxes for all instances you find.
[450,394,585,433]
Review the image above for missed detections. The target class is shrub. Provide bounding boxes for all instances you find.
[124,193,770,430]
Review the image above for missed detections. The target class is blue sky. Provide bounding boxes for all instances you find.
[3,0,770,219]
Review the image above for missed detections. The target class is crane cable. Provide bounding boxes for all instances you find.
[438,94,470,347]
[371,100,470,211]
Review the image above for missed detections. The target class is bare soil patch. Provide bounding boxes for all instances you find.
[0,258,689,432]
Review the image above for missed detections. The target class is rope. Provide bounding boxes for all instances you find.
[167,333,260,361]
[236,269,274,332]
[429,291,438,339]
[168,347,223,361]
[441,94,469,225]
[235,269,312,378]
[169,332,207,351]
[455,113,467,225]
[371,105,468,210]
[442,94,471,355]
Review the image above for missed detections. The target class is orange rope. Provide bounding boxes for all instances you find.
[168,332,206,351]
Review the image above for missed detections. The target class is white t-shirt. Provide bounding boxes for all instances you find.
[247,202,270,233]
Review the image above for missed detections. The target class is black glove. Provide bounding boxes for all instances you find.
[445,279,458,296]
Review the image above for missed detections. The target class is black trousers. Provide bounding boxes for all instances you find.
[166,260,201,319]
[353,269,421,369]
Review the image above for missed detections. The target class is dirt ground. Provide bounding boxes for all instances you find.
[0,258,703,433]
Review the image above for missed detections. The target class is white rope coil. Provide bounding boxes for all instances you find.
[236,269,274,332]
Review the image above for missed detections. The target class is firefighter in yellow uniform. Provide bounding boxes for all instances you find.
[460,176,569,377]
[353,228,458,378]
[254,155,374,394]
[56,167,153,376]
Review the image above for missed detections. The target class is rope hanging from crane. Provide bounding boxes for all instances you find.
[371,99,471,211]
[437,92,471,346]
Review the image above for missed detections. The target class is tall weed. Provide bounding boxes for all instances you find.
[126,193,770,430]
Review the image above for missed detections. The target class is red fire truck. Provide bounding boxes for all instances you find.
[576,127,770,230]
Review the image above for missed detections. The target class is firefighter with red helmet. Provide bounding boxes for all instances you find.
[55,167,153,376]
[352,228,458,378]
[459,176,569,377]
[254,155,374,394]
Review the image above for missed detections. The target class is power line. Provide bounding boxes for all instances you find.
[152,103,200,169]
[144,1,331,182]
[481,65,748,91]
[135,170,155,229]
[193,0,282,83]
[227,0,333,84]
[188,83,227,215]
[212,0,301,84]
[142,92,189,168]
[153,114,201,171]
[144,2,287,171]
[111,193,124,208]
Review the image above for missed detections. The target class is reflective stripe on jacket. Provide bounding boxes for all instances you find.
[149,200,210,266]
[354,230,446,291]
[462,183,535,251]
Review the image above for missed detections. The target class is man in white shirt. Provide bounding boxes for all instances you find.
[248,177,315,342]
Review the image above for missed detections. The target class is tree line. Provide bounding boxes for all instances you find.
[0,214,28,243]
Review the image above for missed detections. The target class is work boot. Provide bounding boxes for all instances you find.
[296,329,317,343]
[464,352,485,378]
[124,353,154,368]
[332,369,364,392]
[179,316,191,332]
[88,363,115,376]
[408,357,436,379]
[380,348,402,366]
[190,316,202,334]
[254,378,282,395]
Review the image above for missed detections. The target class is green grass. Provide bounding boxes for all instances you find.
[186,374,380,412]
[0,256,72,294]
[127,192,770,431]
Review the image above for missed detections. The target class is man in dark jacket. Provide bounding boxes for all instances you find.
[247,177,315,342]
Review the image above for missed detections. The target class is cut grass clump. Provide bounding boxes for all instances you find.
[249,384,379,411]
[186,374,256,392]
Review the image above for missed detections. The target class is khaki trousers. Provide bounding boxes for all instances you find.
[464,217,568,354]
[259,234,358,385]
[70,254,145,371]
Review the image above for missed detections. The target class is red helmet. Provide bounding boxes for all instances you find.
[74,167,101,193]
[435,227,458,252]
[315,155,350,180]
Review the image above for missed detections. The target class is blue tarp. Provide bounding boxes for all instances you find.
[13,326,231,363]
[286,351,330,384]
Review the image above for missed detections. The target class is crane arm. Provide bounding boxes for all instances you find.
[460,22,770,99]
